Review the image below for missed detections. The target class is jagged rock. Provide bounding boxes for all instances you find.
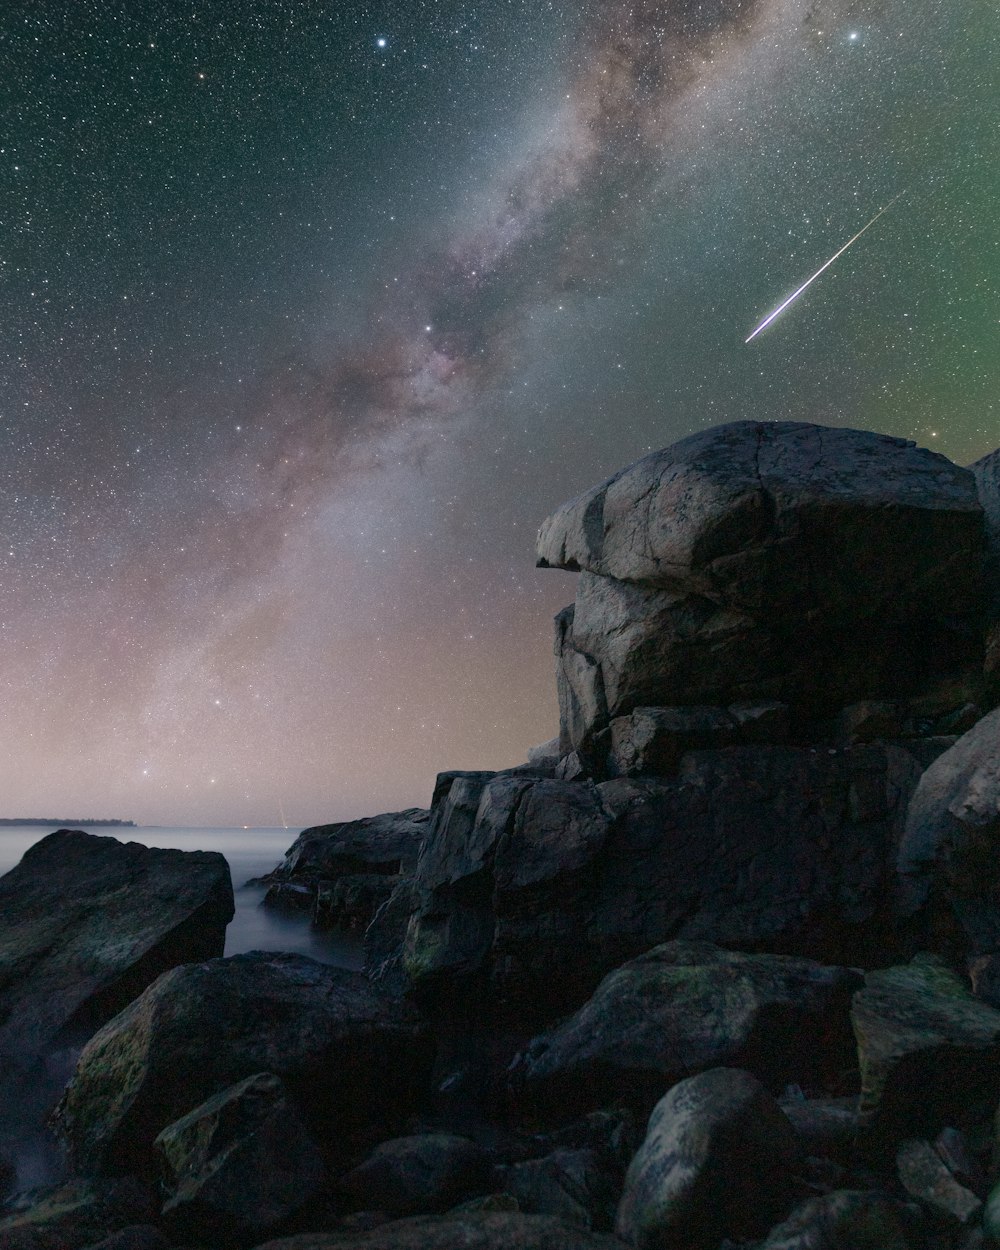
[314,874,397,930]
[510,942,859,1117]
[758,1189,918,1249]
[55,952,432,1178]
[154,1072,324,1247]
[895,1138,981,1225]
[249,1212,621,1249]
[614,1068,798,1249]
[391,742,930,1023]
[851,955,1000,1138]
[897,707,1000,955]
[607,702,788,776]
[260,810,430,930]
[500,1151,617,1232]
[0,1177,156,1250]
[539,422,984,751]
[527,740,561,768]
[338,1135,493,1217]
[778,1097,860,1162]
[0,830,233,1061]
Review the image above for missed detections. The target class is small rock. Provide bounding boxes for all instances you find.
[758,1189,918,1249]
[155,1071,324,1247]
[0,1177,156,1250]
[851,955,1000,1138]
[501,1150,616,1232]
[608,705,737,777]
[896,1138,981,1225]
[527,740,561,768]
[614,1067,798,1250]
[338,1135,493,1218]
[836,701,904,744]
[778,1097,859,1162]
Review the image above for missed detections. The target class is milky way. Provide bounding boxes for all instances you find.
[0,0,995,824]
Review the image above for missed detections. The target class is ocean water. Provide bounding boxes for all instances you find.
[0,824,364,967]
[0,824,364,1192]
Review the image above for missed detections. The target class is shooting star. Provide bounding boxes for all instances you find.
[745,192,905,344]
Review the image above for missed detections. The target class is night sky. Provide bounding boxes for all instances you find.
[1,0,995,827]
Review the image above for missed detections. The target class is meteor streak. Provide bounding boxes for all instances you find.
[745,193,905,344]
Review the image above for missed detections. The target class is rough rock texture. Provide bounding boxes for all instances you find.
[614,1067,798,1250]
[897,708,1000,955]
[758,1189,918,1249]
[851,955,1000,1138]
[261,809,429,930]
[0,1178,156,1250]
[510,942,859,1117]
[249,1213,621,1250]
[55,952,432,1178]
[155,1072,324,1247]
[538,421,985,751]
[386,742,932,1022]
[0,830,233,1062]
[607,702,789,776]
[778,1097,860,1163]
[338,1135,492,1217]
[500,1150,617,1232]
[895,1137,981,1225]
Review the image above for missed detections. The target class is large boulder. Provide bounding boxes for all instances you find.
[155,1072,325,1247]
[55,952,433,1178]
[851,955,1000,1139]
[261,810,429,931]
[614,1067,798,1249]
[0,830,233,1061]
[897,707,1000,955]
[386,741,933,1023]
[510,942,859,1118]
[538,422,985,751]
[338,1135,493,1218]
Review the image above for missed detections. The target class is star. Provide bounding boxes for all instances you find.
[375,37,387,50]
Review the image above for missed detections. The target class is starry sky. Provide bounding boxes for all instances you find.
[0,0,996,827]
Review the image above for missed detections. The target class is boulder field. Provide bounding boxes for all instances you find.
[4,419,1000,1249]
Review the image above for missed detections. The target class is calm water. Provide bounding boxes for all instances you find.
[0,824,363,1192]
[0,824,364,966]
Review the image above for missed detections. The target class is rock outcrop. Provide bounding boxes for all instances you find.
[537,421,985,753]
[55,952,432,1178]
[0,830,233,1061]
[260,809,430,931]
[375,742,938,1022]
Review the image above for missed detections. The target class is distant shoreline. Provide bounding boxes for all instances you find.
[0,819,136,828]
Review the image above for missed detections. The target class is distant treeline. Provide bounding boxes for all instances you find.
[0,818,136,827]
